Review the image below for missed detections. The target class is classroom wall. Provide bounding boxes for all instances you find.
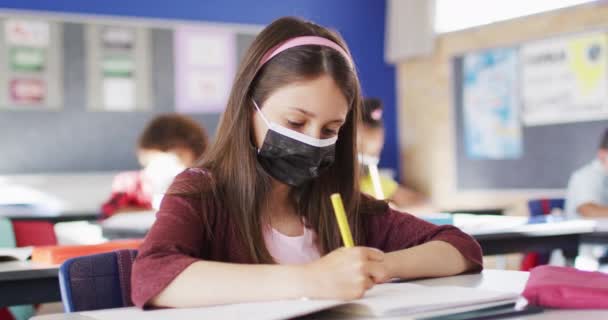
[397,2,608,213]
[0,0,400,178]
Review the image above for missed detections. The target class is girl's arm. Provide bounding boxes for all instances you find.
[151,261,306,307]
[150,247,386,308]
[366,209,483,280]
[383,240,475,280]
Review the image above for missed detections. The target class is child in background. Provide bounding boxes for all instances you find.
[100,114,208,218]
[131,17,481,308]
[358,98,426,208]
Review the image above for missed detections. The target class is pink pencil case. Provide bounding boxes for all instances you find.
[522,265,608,309]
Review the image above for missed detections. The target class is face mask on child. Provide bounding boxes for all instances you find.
[142,152,186,209]
[358,153,380,167]
[253,100,337,187]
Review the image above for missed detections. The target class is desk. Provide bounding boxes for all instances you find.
[454,215,596,261]
[100,212,155,240]
[5,211,99,223]
[0,261,60,307]
[581,232,608,246]
[472,221,595,260]
[442,208,505,216]
[31,269,608,320]
[102,213,598,262]
[579,219,608,246]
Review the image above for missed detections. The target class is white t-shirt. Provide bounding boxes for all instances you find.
[565,159,608,218]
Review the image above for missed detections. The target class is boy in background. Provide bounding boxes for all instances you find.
[101,114,208,218]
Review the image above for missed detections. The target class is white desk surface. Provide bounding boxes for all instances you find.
[100,212,608,240]
[591,218,608,233]
[453,214,597,236]
[31,269,608,320]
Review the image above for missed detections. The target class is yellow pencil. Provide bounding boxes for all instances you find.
[330,193,354,247]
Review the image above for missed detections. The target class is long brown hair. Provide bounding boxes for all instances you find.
[173,17,387,263]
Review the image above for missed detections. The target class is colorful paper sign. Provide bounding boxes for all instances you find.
[10,47,46,72]
[102,55,135,77]
[5,19,50,47]
[101,27,134,50]
[10,78,46,104]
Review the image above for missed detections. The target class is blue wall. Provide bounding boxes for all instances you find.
[0,0,399,178]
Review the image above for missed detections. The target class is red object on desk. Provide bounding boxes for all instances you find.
[31,239,143,265]
[523,265,608,309]
[12,221,57,247]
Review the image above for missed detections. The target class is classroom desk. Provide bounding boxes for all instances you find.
[579,218,608,246]
[442,208,505,216]
[30,269,608,320]
[101,212,598,263]
[0,261,60,307]
[453,215,595,261]
[100,211,155,239]
[469,220,596,260]
[3,210,99,223]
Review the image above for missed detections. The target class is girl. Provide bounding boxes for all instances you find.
[131,17,482,308]
[357,98,427,208]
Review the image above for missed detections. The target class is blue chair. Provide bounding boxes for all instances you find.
[528,198,565,217]
[58,250,137,312]
[522,198,565,271]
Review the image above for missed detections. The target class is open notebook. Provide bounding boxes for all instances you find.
[0,246,33,262]
[80,283,519,320]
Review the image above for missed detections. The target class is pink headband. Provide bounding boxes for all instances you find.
[259,36,353,68]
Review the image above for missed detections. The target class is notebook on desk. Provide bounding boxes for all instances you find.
[0,246,33,262]
[79,283,519,320]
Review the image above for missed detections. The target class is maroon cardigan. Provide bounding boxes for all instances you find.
[131,168,483,307]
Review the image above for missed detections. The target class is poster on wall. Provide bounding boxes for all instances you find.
[10,78,45,104]
[3,19,55,108]
[463,47,522,160]
[521,32,608,126]
[99,26,137,111]
[175,26,236,113]
[5,19,50,47]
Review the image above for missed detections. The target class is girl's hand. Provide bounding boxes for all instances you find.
[299,247,390,300]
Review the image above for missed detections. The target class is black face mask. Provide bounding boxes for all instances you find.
[253,100,337,187]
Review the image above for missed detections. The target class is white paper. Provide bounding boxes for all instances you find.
[54,222,105,245]
[187,34,230,67]
[0,184,64,216]
[102,27,134,50]
[5,19,50,47]
[80,283,519,320]
[186,70,230,106]
[81,300,342,320]
[0,247,33,261]
[103,78,135,111]
[101,211,156,231]
[336,283,518,317]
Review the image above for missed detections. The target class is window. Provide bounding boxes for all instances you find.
[435,0,595,33]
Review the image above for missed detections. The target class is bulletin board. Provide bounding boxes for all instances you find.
[0,12,258,174]
[452,31,608,190]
